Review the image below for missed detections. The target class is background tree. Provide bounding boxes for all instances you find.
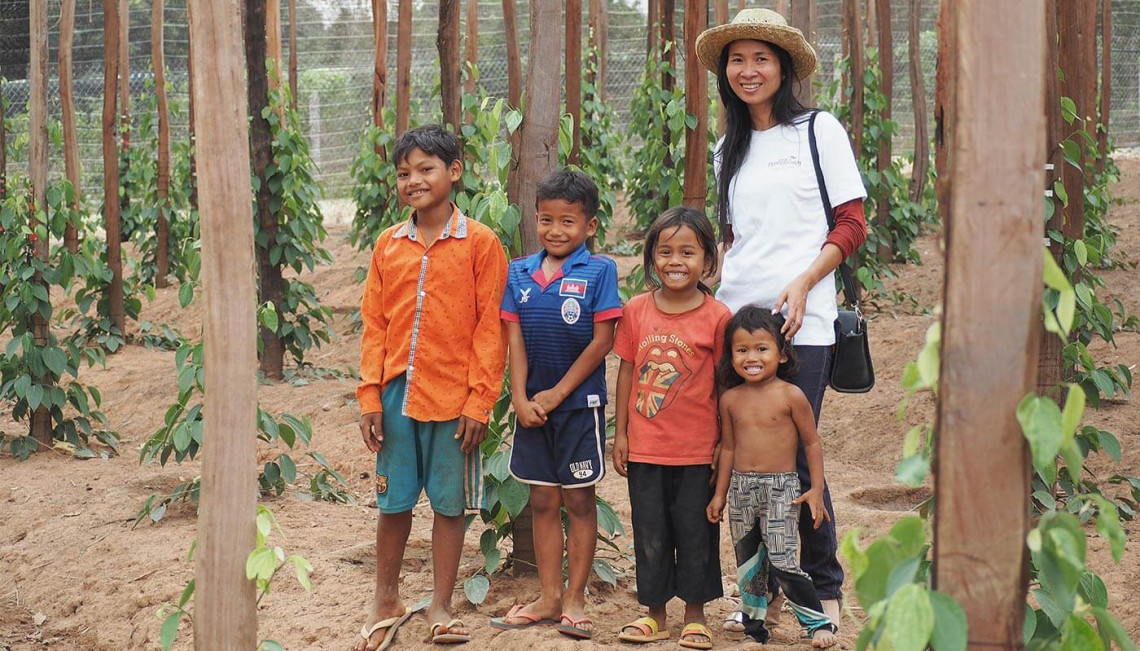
[396,0,412,134]
[907,0,928,205]
[875,0,891,259]
[154,0,172,287]
[29,0,51,445]
[438,0,461,131]
[103,0,126,336]
[59,0,80,254]
[681,0,706,209]
[567,0,582,164]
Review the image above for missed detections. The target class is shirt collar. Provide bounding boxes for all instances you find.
[393,204,468,241]
[523,243,591,275]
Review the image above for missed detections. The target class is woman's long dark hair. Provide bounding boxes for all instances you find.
[714,40,810,242]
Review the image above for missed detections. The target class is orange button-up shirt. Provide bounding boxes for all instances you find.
[356,206,508,423]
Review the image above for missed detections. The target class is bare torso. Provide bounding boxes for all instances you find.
[723,380,801,474]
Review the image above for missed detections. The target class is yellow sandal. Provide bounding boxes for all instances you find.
[679,622,713,650]
[618,616,671,643]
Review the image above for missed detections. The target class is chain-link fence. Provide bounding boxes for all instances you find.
[1,0,1137,199]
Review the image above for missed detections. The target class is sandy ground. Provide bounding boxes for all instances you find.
[2,161,1139,651]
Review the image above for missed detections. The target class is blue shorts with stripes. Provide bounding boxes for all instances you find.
[374,374,485,516]
[509,406,605,489]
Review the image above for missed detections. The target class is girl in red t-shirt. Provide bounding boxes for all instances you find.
[613,207,732,650]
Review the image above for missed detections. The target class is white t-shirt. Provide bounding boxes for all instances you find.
[714,111,866,346]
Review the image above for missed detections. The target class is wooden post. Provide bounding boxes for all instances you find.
[598,0,608,101]
[288,0,297,109]
[396,0,412,135]
[875,0,892,260]
[503,0,522,208]
[932,5,1042,650]
[844,0,864,156]
[775,0,788,16]
[245,0,286,381]
[1039,0,1064,397]
[662,0,676,175]
[682,0,707,209]
[517,0,562,258]
[60,0,81,254]
[372,0,388,130]
[104,0,126,336]
[464,0,478,108]
[119,0,131,154]
[153,0,171,287]
[588,0,601,92]
[716,0,729,136]
[864,0,876,48]
[438,0,461,131]
[907,0,928,205]
[1057,1,1096,244]
[647,0,659,59]
[266,0,286,121]
[789,0,816,107]
[188,10,198,212]
[0,77,6,202]
[30,0,53,446]
[1097,0,1111,175]
[933,0,953,223]
[567,0,582,164]
[187,0,260,648]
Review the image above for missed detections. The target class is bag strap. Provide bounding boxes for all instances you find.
[807,110,860,309]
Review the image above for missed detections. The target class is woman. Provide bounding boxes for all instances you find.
[695,8,867,636]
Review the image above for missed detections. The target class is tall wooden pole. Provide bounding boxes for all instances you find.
[1097,0,1111,175]
[875,0,892,259]
[153,0,171,287]
[438,0,462,131]
[789,0,816,107]
[517,0,562,256]
[188,0,260,648]
[288,0,297,109]
[119,0,131,155]
[104,0,126,335]
[30,0,53,446]
[932,5,1042,650]
[716,0,729,137]
[1057,1,1096,244]
[566,0,582,164]
[907,0,928,205]
[934,0,953,223]
[647,0,659,59]
[372,0,388,129]
[396,0,412,135]
[60,0,81,254]
[682,0,707,209]
[464,0,478,110]
[503,0,522,109]
[0,77,6,202]
[662,0,676,174]
[598,0,608,101]
[1039,0,1064,397]
[266,0,286,122]
[187,9,198,212]
[843,0,864,156]
[864,0,876,48]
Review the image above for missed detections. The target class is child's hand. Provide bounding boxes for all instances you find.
[360,413,384,453]
[514,400,547,428]
[706,496,726,523]
[612,435,629,477]
[455,415,488,454]
[531,389,564,415]
[792,487,832,530]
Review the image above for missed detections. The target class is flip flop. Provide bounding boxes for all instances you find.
[490,605,558,630]
[430,618,470,644]
[557,614,594,640]
[679,622,714,650]
[358,607,412,651]
[618,616,670,643]
[722,611,744,633]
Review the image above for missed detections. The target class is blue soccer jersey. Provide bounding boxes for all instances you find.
[500,244,623,412]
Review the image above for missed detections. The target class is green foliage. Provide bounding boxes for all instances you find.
[0,180,117,459]
[573,45,623,247]
[258,68,335,366]
[348,107,405,251]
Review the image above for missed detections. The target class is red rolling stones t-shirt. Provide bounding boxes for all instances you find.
[614,292,731,465]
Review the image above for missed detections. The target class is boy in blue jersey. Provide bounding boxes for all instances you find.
[490,170,622,640]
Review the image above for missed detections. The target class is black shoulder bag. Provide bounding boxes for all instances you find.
[807,110,875,393]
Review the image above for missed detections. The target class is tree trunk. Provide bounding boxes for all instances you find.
[715,0,729,136]
[843,0,864,156]
[1058,1,1096,245]
[0,77,6,202]
[60,0,80,254]
[288,0,297,110]
[875,0,892,260]
[566,0,582,164]
[864,0,876,48]
[266,0,285,123]
[647,0,659,59]
[188,12,198,213]
[119,0,130,155]
[789,0,816,107]
[503,0,522,208]
[464,0,478,119]
[104,0,126,336]
[438,0,461,131]
[396,0,412,135]
[372,0,388,131]
[1097,0,1111,175]
[934,0,953,223]
[245,0,286,381]
[681,0,707,210]
[598,0,608,101]
[154,0,171,288]
[30,0,53,447]
[661,0,676,174]
[907,0,928,205]
[932,5,1042,648]
[187,0,260,648]
[1039,0,1064,399]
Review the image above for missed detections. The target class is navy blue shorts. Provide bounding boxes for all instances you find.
[509,406,605,488]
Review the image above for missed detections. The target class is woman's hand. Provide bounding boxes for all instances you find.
[772,274,813,339]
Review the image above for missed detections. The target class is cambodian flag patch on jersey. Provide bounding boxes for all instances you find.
[559,278,588,299]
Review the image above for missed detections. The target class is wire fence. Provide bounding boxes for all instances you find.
[1,0,1137,199]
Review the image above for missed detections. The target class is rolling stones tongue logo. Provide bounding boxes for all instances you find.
[634,346,693,418]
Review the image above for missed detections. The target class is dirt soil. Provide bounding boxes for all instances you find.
[3,160,1140,651]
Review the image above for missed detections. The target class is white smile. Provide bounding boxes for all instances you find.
[743,365,764,375]
[741,83,761,91]
[665,271,687,280]
[408,189,428,197]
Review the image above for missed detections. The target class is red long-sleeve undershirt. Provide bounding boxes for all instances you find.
[823,198,868,260]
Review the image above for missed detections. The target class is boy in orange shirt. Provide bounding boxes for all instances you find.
[354,124,507,650]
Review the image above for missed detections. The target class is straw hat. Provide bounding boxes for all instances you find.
[695,8,818,81]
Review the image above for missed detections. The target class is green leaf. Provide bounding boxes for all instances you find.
[279,454,297,483]
[1017,394,1063,485]
[463,574,490,605]
[929,591,968,651]
[885,584,935,651]
[260,303,279,333]
[26,385,44,411]
[593,558,618,588]
[1060,384,1085,439]
[1061,614,1104,651]
[895,454,930,487]
[498,478,530,518]
[43,348,67,376]
[178,282,194,308]
[889,517,926,557]
[259,641,286,651]
[1091,607,1138,651]
[1074,239,1088,267]
[160,612,182,651]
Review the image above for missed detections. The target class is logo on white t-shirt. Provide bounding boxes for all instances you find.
[768,155,801,170]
